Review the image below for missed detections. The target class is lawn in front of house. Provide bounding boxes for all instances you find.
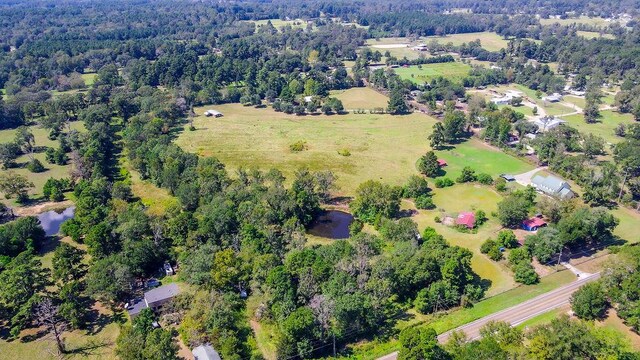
[434,139,535,181]
[175,102,436,196]
[394,62,472,84]
[559,110,635,144]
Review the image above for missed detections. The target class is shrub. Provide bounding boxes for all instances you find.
[513,262,539,284]
[508,247,531,266]
[27,158,45,173]
[337,148,351,157]
[487,245,503,261]
[495,177,507,192]
[456,166,477,183]
[289,141,307,152]
[415,195,436,210]
[476,173,493,185]
[434,177,454,188]
[480,239,497,254]
[475,210,487,227]
[434,216,441,223]
[496,230,519,249]
[349,219,364,236]
[60,219,82,242]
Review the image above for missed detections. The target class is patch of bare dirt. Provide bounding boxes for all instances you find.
[13,200,73,216]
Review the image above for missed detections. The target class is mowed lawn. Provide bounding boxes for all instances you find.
[559,110,635,144]
[0,121,86,204]
[434,139,535,180]
[394,62,471,84]
[176,103,436,195]
[422,32,511,52]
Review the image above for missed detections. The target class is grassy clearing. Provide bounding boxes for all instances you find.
[497,104,534,117]
[434,139,534,181]
[366,37,411,46]
[405,183,517,296]
[331,87,390,110]
[394,62,472,84]
[81,72,97,86]
[576,31,616,40]
[611,207,640,244]
[128,169,178,216]
[421,32,511,52]
[0,312,120,360]
[249,18,311,32]
[515,306,567,329]
[175,101,435,196]
[0,121,86,205]
[539,16,612,27]
[563,95,586,109]
[559,110,635,144]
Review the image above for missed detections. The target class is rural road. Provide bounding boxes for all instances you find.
[377,272,600,360]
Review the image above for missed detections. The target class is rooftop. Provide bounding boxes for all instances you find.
[522,217,546,228]
[145,283,180,304]
[456,212,476,229]
[193,344,222,360]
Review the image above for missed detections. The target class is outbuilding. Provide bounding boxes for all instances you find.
[437,159,448,167]
[192,344,222,360]
[522,217,547,231]
[204,109,223,117]
[456,212,476,229]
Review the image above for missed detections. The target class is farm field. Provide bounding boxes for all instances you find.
[394,62,472,84]
[559,110,635,144]
[175,98,435,195]
[330,87,390,110]
[539,16,613,27]
[0,121,86,205]
[434,139,535,181]
[421,31,511,52]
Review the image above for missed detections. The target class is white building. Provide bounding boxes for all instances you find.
[542,93,563,103]
[192,344,222,360]
[491,90,522,105]
[204,109,223,117]
[534,116,565,131]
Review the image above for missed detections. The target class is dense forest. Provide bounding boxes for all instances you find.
[0,0,639,359]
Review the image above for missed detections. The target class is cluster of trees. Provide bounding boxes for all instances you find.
[571,246,640,330]
[399,315,638,360]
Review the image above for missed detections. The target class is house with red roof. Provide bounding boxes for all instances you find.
[456,212,476,229]
[522,217,547,231]
[437,159,447,167]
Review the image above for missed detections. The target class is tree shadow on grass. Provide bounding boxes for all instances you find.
[63,339,112,358]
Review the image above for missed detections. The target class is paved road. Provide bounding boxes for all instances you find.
[377,273,600,360]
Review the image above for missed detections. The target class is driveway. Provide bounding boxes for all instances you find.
[513,167,547,187]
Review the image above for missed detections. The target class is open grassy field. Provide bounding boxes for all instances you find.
[434,139,535,181]
[497,104,534,117]
[394,62,472,84]
[559,110,635,144]
[81,72,97,86]
[576,30,616,40]
[0,121,86,205]
[611,207,640,244]
[249,18,311,32]
[421,32,511,52]
[175,99,435,195]
[539,16,612,27]
[563,95,586,109]
[330,87,390,110]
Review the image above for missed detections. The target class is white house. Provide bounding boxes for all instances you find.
[542,93,563,102]
[532,174,574,199]
[534,116,565,131]
[192,344,222,360]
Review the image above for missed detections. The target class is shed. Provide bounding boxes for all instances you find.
[456,212,476,229]
[163,262,174,276]
[204,109,223,117]
[522,217,547,231]
[437,159,448,167]
[192,344,222,360]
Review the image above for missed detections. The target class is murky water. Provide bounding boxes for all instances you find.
[37,207,75,236]
[307,210,354,239]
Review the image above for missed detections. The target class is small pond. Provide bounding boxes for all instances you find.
[307,210,354,239]
[37,207,75,236]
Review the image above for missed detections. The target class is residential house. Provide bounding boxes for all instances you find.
[531,174,574,199]
[456,212,476,229]
[533,116,565,132]
[127,283,181,319]
[542,93,562,103]
[192,344,222,360]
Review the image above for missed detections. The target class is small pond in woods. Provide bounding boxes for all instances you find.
[37,207,75,236]
[307,210,354,239]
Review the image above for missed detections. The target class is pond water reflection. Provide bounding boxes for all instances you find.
[307,210,354,240]
[37,207,75,236]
